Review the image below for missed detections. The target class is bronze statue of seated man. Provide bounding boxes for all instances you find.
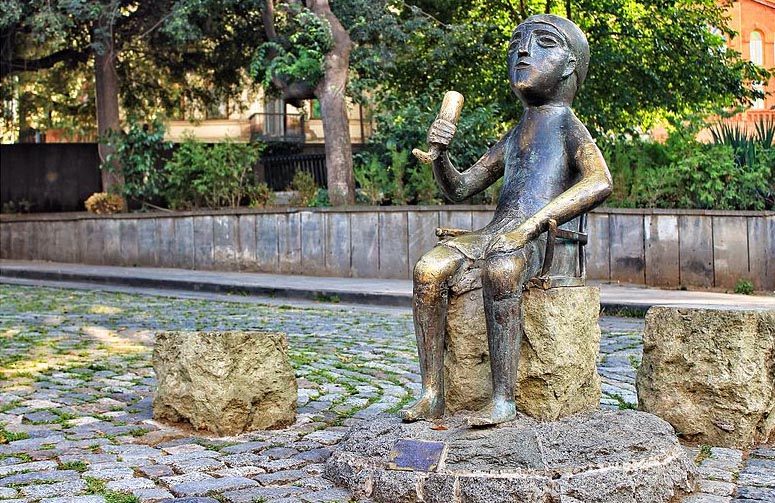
[403,14,612,426]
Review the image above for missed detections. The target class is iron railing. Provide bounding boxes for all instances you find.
[262,153,327,190]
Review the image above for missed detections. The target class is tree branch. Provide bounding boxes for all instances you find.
[2,48,89,79]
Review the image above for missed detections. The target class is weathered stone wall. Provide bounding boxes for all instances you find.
[444,269,602,420]
[636,307,775,448]
[1,207,773,290]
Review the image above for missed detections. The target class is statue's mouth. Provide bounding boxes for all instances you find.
[515,61,530,69]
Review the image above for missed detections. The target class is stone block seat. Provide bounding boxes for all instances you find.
[437,214,602,420]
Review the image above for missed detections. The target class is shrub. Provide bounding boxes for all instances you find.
[101,118,171,207]
[734,279,754,295]
[165,136,266,209]
[353,145,412,206]
[84,192,125,214]
[354,154,391,205]
[408,162,442,205]
[289,170,319,207]
[599,119,774,211]
[247,182,276,208]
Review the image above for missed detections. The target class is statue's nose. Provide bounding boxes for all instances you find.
[518,33,532,56]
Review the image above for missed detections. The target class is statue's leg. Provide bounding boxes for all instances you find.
[401,245,465,422]
[469,247,537,426]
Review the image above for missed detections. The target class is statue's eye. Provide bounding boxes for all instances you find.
[537,35,559,47]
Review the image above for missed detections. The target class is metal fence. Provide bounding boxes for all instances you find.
[262,154,327,190]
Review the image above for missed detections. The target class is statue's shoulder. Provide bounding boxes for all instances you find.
[562,109,595,154]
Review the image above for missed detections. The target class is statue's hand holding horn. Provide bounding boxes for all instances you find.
[412,91,464,164]
[427,119,456,149]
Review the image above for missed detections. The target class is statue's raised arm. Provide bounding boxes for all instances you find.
[413,92,506,202]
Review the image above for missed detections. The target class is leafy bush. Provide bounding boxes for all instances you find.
[734,278,754,295]
[354,145,432,205]
[354,154,391,205]
[101,118,171,206]
[408,162,442,205]
[289,170,319,207]
[165,136,266,209]
[600,119,774,211]
[247,182,275,208]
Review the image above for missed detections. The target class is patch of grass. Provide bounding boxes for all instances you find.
[313,293,341,304]
[386,392,415,414]
[0,452,32,462]
[0,401,20,413]
[0,424,30,444]
[604,392,637,410]
[127,427,150,437]
[85,477,140,503]
[627,355,641,370]
[58,460,88,472]
[600,306,647,318]
[695,444,713,464]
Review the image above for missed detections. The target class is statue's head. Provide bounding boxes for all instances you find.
[508,14,589,105]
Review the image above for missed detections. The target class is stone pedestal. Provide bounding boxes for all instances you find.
[153,331,297,436]
[445,267,602,420]
[636,307,775,448]
[325,410,697,503]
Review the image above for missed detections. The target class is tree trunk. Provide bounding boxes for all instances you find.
[93,29,123,193]
[309,0,355,206]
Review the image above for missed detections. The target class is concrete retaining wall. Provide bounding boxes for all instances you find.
[1,207,772,290]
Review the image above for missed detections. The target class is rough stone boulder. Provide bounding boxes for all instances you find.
[153,331,297,436]
[636,307,775,448]
[445,267,602,420]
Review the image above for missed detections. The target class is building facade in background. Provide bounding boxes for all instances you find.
[723,0,775,125]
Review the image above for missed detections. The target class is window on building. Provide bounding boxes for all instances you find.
[750,32,765,109]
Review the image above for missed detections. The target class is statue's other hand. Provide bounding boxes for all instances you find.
[486,232,526,257]
[427,118,457,148]
[486,223,539,256]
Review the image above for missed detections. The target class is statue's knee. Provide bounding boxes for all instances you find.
[483,254,525,299]
[414,253,446,285]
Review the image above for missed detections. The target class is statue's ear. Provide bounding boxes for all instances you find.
[563,57,577,79]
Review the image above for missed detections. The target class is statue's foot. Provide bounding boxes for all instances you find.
[401,393,444,422]
[467,398,517,428]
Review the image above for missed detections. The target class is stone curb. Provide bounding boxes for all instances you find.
[0,266,410,307]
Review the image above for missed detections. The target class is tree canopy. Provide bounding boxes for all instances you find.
[1,0,770,201]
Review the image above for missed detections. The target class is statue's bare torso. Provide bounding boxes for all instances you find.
[449,106,591,260]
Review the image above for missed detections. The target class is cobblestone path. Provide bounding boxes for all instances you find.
[0,285,772,503]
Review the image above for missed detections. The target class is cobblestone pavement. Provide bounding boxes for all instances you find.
[0,284,772,503]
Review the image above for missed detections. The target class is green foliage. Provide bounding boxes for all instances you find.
[600,120,774,211]
[165,136,266,209]
[101,118,171,205]
[408,162,442,205]
[289,171,320,207]
[251,5,333,89]
[247,182,276,208]
[352,0,770,137]
[354,154,391,205]
[354,145,425,205]
[389,146,410,205]
[734,279,754,295]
